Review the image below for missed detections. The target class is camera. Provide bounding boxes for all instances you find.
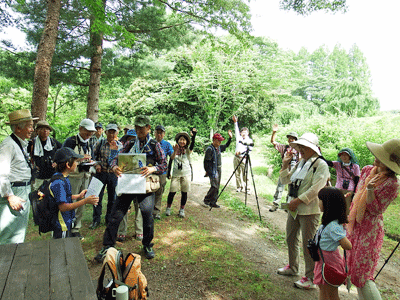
[288,182,300,198]
[342,179,350,190]
[239,141,254,147]
[307,239,320,261]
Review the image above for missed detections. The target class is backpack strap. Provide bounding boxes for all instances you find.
[10,133,33,172]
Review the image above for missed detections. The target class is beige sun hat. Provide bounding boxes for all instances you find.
[366,139,400,174]
[36,120,53,131]
[6,109,39,125]
[290,132,321,156]
[175,132,191,145]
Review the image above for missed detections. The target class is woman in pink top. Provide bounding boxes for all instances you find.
[325,148,360,215]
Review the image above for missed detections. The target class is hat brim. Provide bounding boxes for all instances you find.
[6,116,39,125]
[175,132,191,144]
[366,142,400,174]
[290,140,321,156]
[37,124,53,131]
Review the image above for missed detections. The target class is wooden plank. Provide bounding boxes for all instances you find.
[64,238,96,300]
[49,238,72,300]
[25,240,50,300]
[0,243,17,299]
[1,241,33,299]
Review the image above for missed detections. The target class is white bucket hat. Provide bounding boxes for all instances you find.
[290,132,321,156]
[366,139,400,174]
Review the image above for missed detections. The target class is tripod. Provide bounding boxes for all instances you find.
[210,143,262,222]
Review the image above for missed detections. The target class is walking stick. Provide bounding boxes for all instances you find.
[374,240,400,280]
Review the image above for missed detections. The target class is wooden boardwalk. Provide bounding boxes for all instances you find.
[0,237,96,300]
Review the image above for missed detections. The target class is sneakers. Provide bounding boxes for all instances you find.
[94,246,111,263]
[165,207,171,216]
[178,208,185,218]
[154,213,161,220]
[294,277,316,289]
[277,265,298,276]
[116,234,125,242]
[89,221,100,229]
[71,232,84,240]
[135,234,143,241]
[236,188,241,192]
[209,203,220,208]
[143,244,155,259]
[269,205,278,212]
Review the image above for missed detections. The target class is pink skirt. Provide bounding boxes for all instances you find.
[313,249,346,285]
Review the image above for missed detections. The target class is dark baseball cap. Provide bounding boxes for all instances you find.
[95,122,103,129]
[155,125,165,132]
[54,147,84,163]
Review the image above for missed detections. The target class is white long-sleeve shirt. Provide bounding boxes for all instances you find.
[234,122,253,156]
[0,135,32,197]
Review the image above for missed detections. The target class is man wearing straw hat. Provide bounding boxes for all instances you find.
[28,120,62,190]
[0,109,38,244]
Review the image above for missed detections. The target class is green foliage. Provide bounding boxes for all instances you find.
[280,0,347,15]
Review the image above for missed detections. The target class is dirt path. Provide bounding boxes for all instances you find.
[89,153,400,299]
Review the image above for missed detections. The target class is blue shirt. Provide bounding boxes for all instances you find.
[158,139,173,175]
[50,173,74,231]
[317,220,346,251]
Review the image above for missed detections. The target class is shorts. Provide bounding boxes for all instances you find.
[170,176,191,193]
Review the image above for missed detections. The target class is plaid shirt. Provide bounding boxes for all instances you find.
[110,135,167,174]
[94,139,122,172]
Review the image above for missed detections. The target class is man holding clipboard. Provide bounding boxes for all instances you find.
[94,115,167,261]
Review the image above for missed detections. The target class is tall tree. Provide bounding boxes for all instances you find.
[31,0,62,121]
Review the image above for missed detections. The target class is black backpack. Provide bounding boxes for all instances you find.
[29,174,66,234]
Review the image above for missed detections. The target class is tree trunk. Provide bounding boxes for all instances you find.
[86,1,105,122]
[31,0,62,121]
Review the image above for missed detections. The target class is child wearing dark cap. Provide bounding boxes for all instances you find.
[51,147,99,238]
[165,128,197,218]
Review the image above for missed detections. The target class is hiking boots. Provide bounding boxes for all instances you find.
[294,277,316,289]
[94,246,111,263]
[277,265,298,276]
[165,207,171,216]
[143,244,155,259]
[178,209,185,218]
[209,203,220,208]
[203,200,211,207]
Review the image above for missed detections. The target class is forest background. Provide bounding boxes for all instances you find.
[0,0,399,231]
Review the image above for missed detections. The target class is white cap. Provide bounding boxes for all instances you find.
[79,119,96,131]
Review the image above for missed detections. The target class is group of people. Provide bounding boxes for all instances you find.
[271,125,400,300]
[0,108,240,262]
[1,108,399,299]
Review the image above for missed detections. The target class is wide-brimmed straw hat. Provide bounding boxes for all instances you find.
[6,109,38,125]
[290,132,321,156]
[36,120,53,131]
[175,132,191,145]
[366,139,400,174]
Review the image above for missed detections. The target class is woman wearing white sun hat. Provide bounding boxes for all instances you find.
[347,139,400,300]
[277,132,330,290]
